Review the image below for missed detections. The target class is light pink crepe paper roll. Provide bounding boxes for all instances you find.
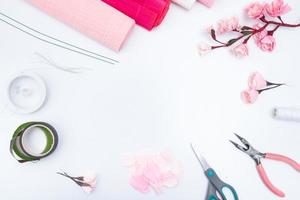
[25,0,135,51]
[198,0,214,8]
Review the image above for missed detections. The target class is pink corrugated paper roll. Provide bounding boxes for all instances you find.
[25,0,135,51]
[102,0,170,30]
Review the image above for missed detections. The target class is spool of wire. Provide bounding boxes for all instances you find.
[273,107,300,122]
[7,72,47,114]
[10,122,59,163]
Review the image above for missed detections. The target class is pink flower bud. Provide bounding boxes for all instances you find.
[232,44,249,57]
[241,89,259,104]
[248,72,267,90]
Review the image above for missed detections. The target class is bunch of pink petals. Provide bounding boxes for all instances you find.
[241,72,284,104]
[57,172,97,194]
[122,151,182,194]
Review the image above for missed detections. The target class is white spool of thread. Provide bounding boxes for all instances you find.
[172,0,196,10]
[273,107,300,122]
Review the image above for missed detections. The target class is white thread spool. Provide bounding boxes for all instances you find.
[7,72,47,114]
[273,107,300,122]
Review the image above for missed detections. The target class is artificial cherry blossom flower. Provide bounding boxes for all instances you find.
[241,89,259,104]
[232,44,249,57]
[248,72,267,90]
[57,172,97,194]
[217,16,239,34]
[123,151,182,194]
[246,2,266,19]
[265,0,291,18]
[258,35,276,52]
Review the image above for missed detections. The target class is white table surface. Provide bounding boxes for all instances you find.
[0,0,300,199]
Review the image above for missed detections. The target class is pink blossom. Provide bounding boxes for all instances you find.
[217,16,239,34]
[232,44,249,57]
[130,175,150,193]
[198,43,212,56]
[248,72,267,90]
[246,2,266,19]
[124,151,181,194]
[258,35,276,52]
[266,0,291,17]
[253,29,268,45]
[241,89,259,104]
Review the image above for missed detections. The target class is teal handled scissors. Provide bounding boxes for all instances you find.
[191,144,239,200]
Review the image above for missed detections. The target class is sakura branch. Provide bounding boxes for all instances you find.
[241,72,285,104]
[57,171,97,194]
[199,0,300,57]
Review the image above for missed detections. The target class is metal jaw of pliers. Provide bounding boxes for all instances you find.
[230,133,265,165]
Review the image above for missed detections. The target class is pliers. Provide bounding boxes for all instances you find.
[230,133,300,198]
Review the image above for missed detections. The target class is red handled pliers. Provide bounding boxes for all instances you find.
[230,133,300,198]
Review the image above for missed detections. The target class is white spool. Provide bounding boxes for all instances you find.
[273,107,300,122]
[7,72,47,114]
[172,0,196,10]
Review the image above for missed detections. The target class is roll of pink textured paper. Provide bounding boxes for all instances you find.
[25,0,135,51]
[102,0,170,30]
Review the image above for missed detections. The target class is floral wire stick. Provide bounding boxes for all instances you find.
[0,12,118,64]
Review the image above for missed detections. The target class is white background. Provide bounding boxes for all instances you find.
[0,0,300,199]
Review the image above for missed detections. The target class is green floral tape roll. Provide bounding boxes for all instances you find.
[10,122,59,163]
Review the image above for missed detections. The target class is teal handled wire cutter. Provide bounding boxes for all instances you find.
[191,144,239,200]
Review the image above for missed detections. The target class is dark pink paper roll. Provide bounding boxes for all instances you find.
[25,0,135,51]
[102,0,170,30]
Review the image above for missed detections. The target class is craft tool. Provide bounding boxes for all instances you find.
[230,134,300,197]
[273,107,300,122]
[25,0,135,52]
[7,72,47,114]
[10,122,59,163]
[191,143,239,200]
[0,12,118,64]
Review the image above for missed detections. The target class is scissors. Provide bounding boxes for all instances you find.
[230,133,300,197]
[191,144,239,200]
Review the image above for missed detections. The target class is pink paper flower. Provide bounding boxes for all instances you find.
[57,172,97,194]
[130,175,150,193]
[265,0,291,17]
[253,24,268,45]
[241,89,259,104]
[217,16,239,34]
[232,44,249,57]
[123,151,181,194]
[258,35,276,52]
[246,2,266,19]
[248,72,267,90]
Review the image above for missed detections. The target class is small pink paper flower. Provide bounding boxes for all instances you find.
[232,44,249,57]
[130,175,150,193]
[217,17,239,34]
[258,35,276,52]
[246,2,266,19]
[253,24,268,45]
[123,151,181,194]
[198,43,212,55]
[266,0,291,18]
[241,89,259,104]
[248,72,267,90]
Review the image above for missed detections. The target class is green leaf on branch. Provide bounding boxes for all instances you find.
[241,26,253,30]
[227,38,239,46]
[210,29,216,40]
[241,31,253,35]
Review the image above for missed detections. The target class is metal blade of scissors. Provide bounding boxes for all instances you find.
[191,143,211,171]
